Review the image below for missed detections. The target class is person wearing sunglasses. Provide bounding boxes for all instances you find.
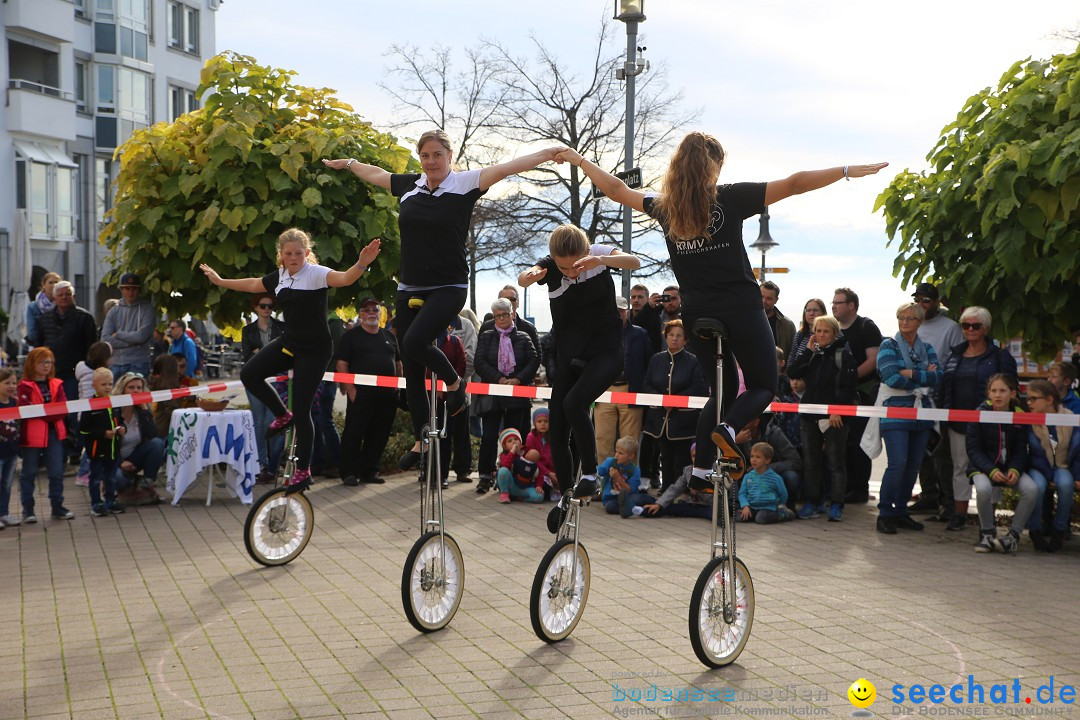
[241,294,286,481]
[937,305,1017,531]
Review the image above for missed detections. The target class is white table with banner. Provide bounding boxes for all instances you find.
[165,408,258,506]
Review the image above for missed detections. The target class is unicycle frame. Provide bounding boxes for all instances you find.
[419,367,451,557]
[555,489,589,592]
[707,332,741,625]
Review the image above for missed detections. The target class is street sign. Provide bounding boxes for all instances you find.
[753,268,789,279]
[592,167,642,199]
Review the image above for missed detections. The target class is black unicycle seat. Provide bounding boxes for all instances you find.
[693,318,729,340]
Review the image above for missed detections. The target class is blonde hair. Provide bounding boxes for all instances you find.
[751,441,774,462]
[548,224,589,259]
[92,367,114,385]
[812,315,841,336]
[615,436,639,456]
[416,129,452,156]
[41,272,62,288]
[652,132,726,241]
[275,228,319,267]
[896,301,925,321]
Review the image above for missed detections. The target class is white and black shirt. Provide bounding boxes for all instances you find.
[260,263,333,349]
[390,169,486,289]
[536,244,621,360]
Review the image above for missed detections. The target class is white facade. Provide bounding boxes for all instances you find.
[1,0,217,346]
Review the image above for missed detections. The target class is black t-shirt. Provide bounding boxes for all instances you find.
[642,182,767,311]
[335,326,399,383]
[260,263,333,350]
[390,169,486,288]
[536,244,621,360]
[841,315,884,382]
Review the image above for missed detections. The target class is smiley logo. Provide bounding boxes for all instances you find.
[848,678,876,709]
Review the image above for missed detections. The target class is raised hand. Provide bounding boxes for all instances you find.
[556,149,583,166]
[322,158,351,171]
[846,162,889,178]
[522,266,547,281]
[358,238,382,267]
[199,263,222,285]
[572,255,602,272]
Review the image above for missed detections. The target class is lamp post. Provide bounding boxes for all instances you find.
[614,0,648,299]
[748,206,779,283]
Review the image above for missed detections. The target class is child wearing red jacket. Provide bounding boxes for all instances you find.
[496,428,544,504]
[18,347,73,522]
[524,407,557,499]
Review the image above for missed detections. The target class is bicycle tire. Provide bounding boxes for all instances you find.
[688,555,754,668]
[401,531,465,633]
[243,486,315,566]
[530,538,591,643]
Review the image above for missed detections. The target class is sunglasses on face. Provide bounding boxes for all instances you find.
[961,322,983,330]
[257,304,274,309]
[914,297,934,304]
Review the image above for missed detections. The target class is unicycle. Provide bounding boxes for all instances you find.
[530,478,591,643]
[244,375,315,566]
[687,318,755,667]
[401,360,465,633]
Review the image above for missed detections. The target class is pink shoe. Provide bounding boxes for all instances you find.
[265,411,294,439]
[284,468,311,494]
[75,473,90,486]
[499,492,511,504]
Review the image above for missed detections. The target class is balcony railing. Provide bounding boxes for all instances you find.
[7,79,75,102]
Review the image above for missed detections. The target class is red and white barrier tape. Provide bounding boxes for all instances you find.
[1,372,1076,428]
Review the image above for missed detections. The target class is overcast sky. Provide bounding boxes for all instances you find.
[217,1,1078,331]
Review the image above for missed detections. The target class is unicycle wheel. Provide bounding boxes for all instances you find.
[401,531,465,633]
[530,538,591,643]
[688,555,754,667]
[243,486,314,566]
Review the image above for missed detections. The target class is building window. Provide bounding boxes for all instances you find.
[169,85,199,121]
[95,158,114,228]
[168,2,199,54]
[75,61,89,112]
[14,144,79,241]
[94,65,150,147]
[74,0,88,18]
[95,0,149,61]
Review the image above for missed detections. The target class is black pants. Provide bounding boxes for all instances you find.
[658,436,693,493]
[395,287,467,440]
[240,336,331,470]
[478,406,530,477]
[340,390,398,479]
[549,352,623,494]
[440,404,473,479]
[844,415,873,502]
[685,308,778,472]
[639,434,660,481]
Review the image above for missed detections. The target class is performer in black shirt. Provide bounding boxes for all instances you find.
[324,130,561,470]
[200,228,381,492]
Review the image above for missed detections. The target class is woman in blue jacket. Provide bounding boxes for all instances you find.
[1024,379,1079,552]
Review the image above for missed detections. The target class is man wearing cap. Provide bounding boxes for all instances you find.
[594,296,651,466]
[102,273,156,377]
[908,281,962,519]
[335,297,401,486]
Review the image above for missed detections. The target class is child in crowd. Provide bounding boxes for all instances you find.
[176,357,199,388]
[151,354,194,436]
[641,444,713,519]
[1048,362,1080,414]
[75,341,114,486]
[0,368,20,528]
[524,407,558,500]
[80,368,126,517]
[599,436,651,518]
[18,347,73,522]
[496,428,544,503]
[737,442,794,524]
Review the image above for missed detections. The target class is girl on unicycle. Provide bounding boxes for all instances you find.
[519,225,641,532]
[200,228,381,492]
[557,137,886,490]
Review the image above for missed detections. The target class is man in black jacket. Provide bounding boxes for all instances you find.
[30,280,97,403]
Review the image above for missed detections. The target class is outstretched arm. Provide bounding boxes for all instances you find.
[479,147,563,191]
[518,265,547,288]
[764,163,888,205]
[556,149,647,213]
[322,158,393,190]
[572,248,641,273]
[326,239,382,288]
[199,265,265,293]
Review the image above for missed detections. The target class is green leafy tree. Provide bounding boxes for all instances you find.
[101,52,417,330]
[876,46,1080,358]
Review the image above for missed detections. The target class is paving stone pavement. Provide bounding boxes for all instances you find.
[2,459,1078,720]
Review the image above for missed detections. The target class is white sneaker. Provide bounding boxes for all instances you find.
[0,514,20,527]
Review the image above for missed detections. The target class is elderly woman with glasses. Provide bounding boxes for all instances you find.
[937,305,1018,531]
[870,302,943,534]
[240,294,285,480]
[111,372,166,505]
[473,297,540,494]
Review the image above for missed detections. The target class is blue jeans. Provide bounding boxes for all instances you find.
[112,361,151,378]
[878,427,931,518]
[114,437,166,489]
[777,469,800,509]
[495,467,545,502]
[1027,468,1075,533]
[20,428,66,514]
[89,457,117,506]
[0,454,16,516]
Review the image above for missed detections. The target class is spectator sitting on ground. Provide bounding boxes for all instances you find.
[1047,362,1080,414]
[1023,379,1078,553]
[732,413,802,517]
[789,298,827,362]
[167,319,198,379]
[737,441,794,524]
[495,428,545,504]
[101,273,156,377]
[111,372,164,506]
[525,407,557,499]
[599,436,650,518]
[25,272,61,348]
[640,443,713,520]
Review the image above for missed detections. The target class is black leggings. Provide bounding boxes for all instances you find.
[240,336,332,471]
[549,351,623,494]
[685,308,778,471]
[395,287,467,440]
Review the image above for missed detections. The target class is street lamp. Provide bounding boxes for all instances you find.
[748,206,779,283]
[614,0,648,299]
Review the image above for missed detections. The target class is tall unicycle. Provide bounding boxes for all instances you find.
[688,318,755,667]
[530,478,591,643]
[401,361,464,633]
[244,373,316,566]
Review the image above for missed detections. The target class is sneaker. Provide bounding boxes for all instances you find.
[547,495,570,534]
[573,476,598,499]
[265,411,295,439]
[52,507,75,520]
[631,506,645,516]
[1,514,21,527]
[907,497,937,513]
[446,382,469,417]
[455,474,473,484]
[876,517,897,535]
[798,503,820,520]
[441,478,449,490]
[342,475,360,487]
[687,470,714,493]
[476,476,493,495]
[945,514,968,532]
[648,477,660,490]
[992,531,1018,553]
[75,473,91,487]
[106,502,125,514]
[499,492,511,504]
[91,503,109,517]
[397,449,423,471]
[974,531,996,553]
[23,511,37,524]
[1050,530,1065,553]
[360,474,386,485]
[1029,529,1051,552]
[827,504,843,522]
[710,423,747,481]
[894,515,925,531]
[284,468,311,494]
